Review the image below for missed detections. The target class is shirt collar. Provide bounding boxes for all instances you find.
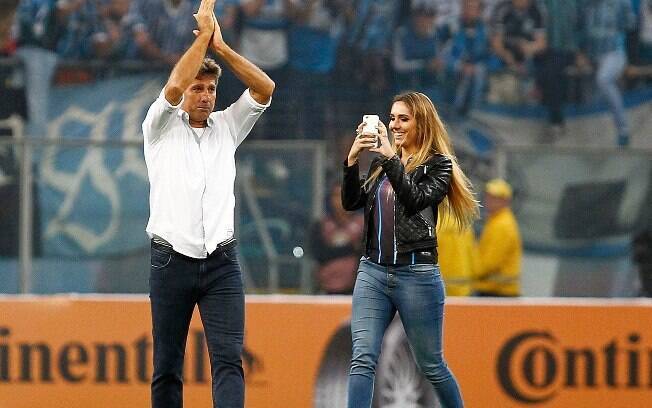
[179,109,215,128]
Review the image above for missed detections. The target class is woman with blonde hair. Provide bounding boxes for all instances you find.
[342,91,478,408]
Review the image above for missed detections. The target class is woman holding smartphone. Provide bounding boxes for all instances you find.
[342,91,478,408]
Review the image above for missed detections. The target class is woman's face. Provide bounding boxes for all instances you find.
[389,101,418,153]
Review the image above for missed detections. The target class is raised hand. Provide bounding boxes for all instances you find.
[347,123,376,166]
[193,0,216,38]
[368,121,395,159]
[210,13,225,51]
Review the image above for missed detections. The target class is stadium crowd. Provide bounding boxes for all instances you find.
[1,0,651,145]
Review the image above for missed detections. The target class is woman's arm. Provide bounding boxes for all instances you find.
[341,160,369,211]
[381,154,452,214]
[342,124,378,211]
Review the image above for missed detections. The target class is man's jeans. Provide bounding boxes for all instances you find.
[347,258,464,408]
[149,241,245,408]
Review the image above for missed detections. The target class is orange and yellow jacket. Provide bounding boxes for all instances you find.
[475,207,522,296]
[436,213,478,296]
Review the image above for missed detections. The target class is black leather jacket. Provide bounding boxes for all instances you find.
[342,153,452,255]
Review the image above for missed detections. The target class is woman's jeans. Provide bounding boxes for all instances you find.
[149,241,245,408]
[347,258,464,408]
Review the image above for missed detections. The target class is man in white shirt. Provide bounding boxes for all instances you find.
[141,0,274,406]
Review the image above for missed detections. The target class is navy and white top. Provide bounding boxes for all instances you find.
[368,176,397,264]
[367,175,430,265]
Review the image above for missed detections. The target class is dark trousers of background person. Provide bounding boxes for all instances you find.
[289,69,332,140]
[537,50,575,126]
[333,46,393,136]
[149,241,245,408]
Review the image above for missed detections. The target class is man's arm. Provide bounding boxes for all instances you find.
[208,14,275,104]
[164,0,216,105]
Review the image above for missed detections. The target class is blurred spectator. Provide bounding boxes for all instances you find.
[132,0,197,66]
[0,1,25,121]
[240,0,291,138]
[392,3,442,92]
[347,0,399,96]
[240,0,289,70]
[637,0,652,63]
[215,0,239,47]
[577,0,636,147]
[490,0,546,72]
[15,0,73,138]
[287,0,343,140]
[633,228,652,296]
[423,0,460,26]
[211,0,242,111]
[330,0,399,135]
[538,0,580,140]
[92,0,140,60]
[308,184,363,294]
[489,0,546,103]
[443,0,492,116]
[482,0,501,19]
[475,179,522,297]
[0,1,19,49]
[436,210,478,296]
[56,0,102,59]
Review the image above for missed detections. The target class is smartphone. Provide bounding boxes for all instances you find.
[362,114,381,148]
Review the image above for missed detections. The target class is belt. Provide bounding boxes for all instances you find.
[212,237,237,255]
[150,237,237,260]
[366,249,438,266]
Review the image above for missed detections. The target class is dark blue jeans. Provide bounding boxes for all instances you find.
[347,258,464,408]
[149,241,245,408]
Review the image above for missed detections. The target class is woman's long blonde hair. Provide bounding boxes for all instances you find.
[365,92,479,228]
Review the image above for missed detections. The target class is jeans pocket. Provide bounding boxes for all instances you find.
[409,263,435,274]
[151,247,172,269]
[223,247,239,264]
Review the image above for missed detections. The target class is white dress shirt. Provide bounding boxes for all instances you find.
[143,88,270,258]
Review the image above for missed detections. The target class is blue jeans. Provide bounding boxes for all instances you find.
[595,50,629,141]
[347,258,464,408]
[149,241,245,408]
[453,64,487,116]
[16,47,58,138]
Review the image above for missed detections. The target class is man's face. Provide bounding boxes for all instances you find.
[512,0,530,10]
[109,0,131,18]
[182,75,217,125]
[463,0,482,22]
[413,13,435,36]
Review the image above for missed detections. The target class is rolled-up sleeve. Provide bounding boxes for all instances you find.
[221,89,271,147]
[142,88,184,144]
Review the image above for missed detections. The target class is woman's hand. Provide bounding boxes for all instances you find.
[369,121,395,159]
[347,123,376,166]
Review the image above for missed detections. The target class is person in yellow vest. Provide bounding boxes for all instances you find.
[475,179,522,296]
[437,211,478,296]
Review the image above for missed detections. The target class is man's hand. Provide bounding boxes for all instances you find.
[193,0,216,38]
[194,13,227,52]
[164,0,216,105]
[210,14,225,51]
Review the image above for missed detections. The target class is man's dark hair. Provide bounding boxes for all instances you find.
[198,57,222,82]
